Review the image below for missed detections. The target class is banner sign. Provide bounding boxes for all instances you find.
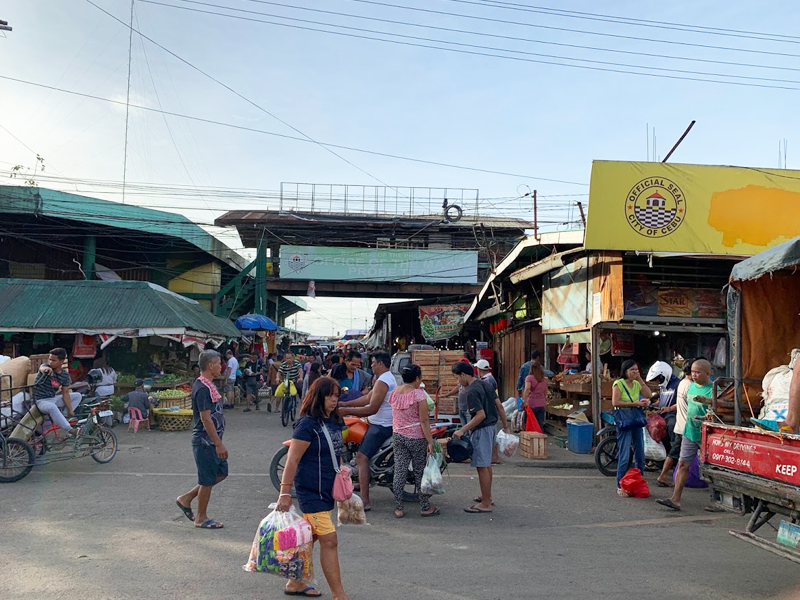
[585,161,800,255]
[624,286,726,319]
[419,304,471,341]
[280,246,478,284]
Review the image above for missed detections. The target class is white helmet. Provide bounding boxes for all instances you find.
[646,361,673,387]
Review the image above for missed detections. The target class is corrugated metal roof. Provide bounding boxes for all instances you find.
[0,186,247,271]
[0,279,241,338]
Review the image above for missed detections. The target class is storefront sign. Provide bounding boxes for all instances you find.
[585,161,800,255]
[279,246,478,284]
[72,334,96,358]
[624,286,726,319]
[418,304,471,341]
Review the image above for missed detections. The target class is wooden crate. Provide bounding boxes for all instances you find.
[437,395,458,415]
[519,432,548,459]
[29,354,50,373]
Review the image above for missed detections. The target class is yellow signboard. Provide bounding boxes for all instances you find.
[584,161,800,255]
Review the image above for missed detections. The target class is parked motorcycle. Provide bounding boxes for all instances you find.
[270,416,456,502]
[594,410,666,477]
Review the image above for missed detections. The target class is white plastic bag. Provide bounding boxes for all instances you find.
[420,454,445,495]
[502,397,517,417]
[496,430,519,457]
[643,429,666,461]
[243,504,315,585]
[337,493,367,526]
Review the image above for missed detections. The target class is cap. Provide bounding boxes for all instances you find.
[134,378,145,387]
[475,359,491,371]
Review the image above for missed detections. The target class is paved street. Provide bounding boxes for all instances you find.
[3,410,800,600]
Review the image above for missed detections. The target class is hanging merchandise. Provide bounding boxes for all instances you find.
[557,342,580,366]
[72,334,97,358]
[611,333,635,357]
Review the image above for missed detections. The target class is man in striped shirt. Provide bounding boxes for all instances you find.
[275,352,303,409]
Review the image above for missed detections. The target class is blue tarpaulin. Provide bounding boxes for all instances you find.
[234,314,278,331]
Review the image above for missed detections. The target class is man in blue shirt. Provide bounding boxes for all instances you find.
[517,350,554,396]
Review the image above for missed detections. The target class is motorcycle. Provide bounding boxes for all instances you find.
[594,409,666,477]
[270,416,456,502]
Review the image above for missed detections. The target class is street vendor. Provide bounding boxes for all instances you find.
[124,379,151,419]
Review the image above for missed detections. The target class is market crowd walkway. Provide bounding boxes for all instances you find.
[2,410,799,600]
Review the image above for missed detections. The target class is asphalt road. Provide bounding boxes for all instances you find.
[3,409,800,600]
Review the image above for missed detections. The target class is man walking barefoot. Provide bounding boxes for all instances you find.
[176,350,229,529]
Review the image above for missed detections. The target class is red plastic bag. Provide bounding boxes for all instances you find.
[646,414,667,443]
[525,406,542,433]
[619,468,650,498]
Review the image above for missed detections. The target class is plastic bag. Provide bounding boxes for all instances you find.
[619,468,650,498]
[646,413,667,443]
[673,455,708,489]
[525,406,542,433]
[502,397,517,417]
[337,493,367,525]
[643,429,667,461]
[496,430,519,457]
[424,391,435,413]
[244,505,315,584]
[420,454,445,495]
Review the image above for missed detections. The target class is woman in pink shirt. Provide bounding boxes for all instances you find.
[388,364,438,519]
[523,361,549,430]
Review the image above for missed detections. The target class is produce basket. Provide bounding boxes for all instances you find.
[153,408,193,432]
[152,390,191,409]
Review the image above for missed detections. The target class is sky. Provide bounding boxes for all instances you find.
[1,0,799,334]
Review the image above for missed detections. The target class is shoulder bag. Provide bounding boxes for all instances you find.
[612,382,647,432]
[320,423,354,501]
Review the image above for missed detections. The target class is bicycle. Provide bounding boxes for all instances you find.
[280,373,298,428]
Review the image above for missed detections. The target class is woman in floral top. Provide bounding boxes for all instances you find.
[388,364,438,518]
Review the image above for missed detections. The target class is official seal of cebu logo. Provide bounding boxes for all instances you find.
[625,177,686,238]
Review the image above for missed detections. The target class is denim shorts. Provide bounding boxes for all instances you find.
[193,441,229,486]
[471,426,497,468]
[359,424,393,458]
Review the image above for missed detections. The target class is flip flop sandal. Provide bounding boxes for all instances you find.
[473,497,495,505]
[464,506,492,514]
[284,587,321,597]
[421,507,441,517]
[656,498,681,511]
[176,500,194,521]
[394,510,405,518]
[657,481,675,488]
[195,519,224,529]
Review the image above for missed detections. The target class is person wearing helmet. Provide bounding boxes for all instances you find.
[646,361,682,488]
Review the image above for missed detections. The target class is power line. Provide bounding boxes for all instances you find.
[193,0,800,75]
[339,0,800,59]
[138,1,800,90]
[0,75,588,185]
[84,0,404,196]
[445,0,800,45]
[154,0,795,85]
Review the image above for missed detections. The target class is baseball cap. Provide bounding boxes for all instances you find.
[134,378,145,387]
[475,359,491,371]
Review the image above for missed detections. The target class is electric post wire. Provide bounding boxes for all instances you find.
[122,0,135,205]
[84,0,411,200]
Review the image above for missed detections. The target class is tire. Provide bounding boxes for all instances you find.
[90,427,118,464]
[595,435,619,477]
[0,437,35,483]
[290,396,297,422]
[269,445,296,497]
[281,394,291,427]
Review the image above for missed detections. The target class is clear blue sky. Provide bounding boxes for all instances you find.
[1,0,799,333]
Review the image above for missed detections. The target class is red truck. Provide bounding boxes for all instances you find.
[700,236,800,563]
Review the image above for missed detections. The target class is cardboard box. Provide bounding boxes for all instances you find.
[519,431,548,459]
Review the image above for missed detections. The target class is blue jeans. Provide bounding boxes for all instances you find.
[616,426,645,487]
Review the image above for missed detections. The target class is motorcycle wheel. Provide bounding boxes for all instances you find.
[90,427,118,464]
[0,437,35,483]
[269,445,296,497]
[594,435,619,477]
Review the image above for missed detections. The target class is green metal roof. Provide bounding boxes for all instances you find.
[0,278,241,338]
[0,186,247,271]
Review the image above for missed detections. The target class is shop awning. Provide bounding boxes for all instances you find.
[0,279,241,340]
[729,235,800,282]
